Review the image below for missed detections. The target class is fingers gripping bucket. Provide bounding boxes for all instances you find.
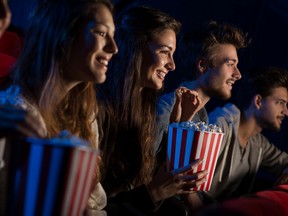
[167,122,224,191]
[7,136,98,216]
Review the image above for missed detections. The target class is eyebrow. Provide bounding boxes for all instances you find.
[270,96,288,104]
[151,44,174,53]
[157,44,173,50]
[94,21,114,31]
[278,98,287,103]
[224,58,237,63]
[95,21,111,29]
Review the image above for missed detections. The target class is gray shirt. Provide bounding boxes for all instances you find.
[207,103,288,201]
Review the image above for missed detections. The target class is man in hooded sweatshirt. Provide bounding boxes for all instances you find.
[207,67,288,202]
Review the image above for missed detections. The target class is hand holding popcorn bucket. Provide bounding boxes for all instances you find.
[167,121,224,191]
[6,131,98,216]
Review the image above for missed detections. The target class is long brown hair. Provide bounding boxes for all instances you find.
[13,0,114,147]
[97,6,181,194]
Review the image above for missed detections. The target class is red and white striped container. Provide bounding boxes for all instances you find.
[7,135,98,216]
[167,124,224,191]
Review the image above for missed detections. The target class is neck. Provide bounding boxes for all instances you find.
[238,109,262,148]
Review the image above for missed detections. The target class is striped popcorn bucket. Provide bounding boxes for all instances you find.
[167,125,224,191]
[6,136,98,216]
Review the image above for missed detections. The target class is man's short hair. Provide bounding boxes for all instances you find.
[237,67,288,110]
[175,20,248,81]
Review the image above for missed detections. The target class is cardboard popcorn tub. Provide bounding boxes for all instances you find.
[167,121,224,191]
[6,131,98,216]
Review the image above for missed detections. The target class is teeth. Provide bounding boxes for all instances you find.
[157,71,166,78]
[99,59,108,66]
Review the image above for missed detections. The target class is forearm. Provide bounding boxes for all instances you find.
[170,100,181,123]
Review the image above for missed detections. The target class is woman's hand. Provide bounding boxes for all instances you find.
[170,87,201,123]
[0,105,46,138]
[147,159,207,203]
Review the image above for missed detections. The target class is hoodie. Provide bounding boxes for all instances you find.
[206,103,288,201]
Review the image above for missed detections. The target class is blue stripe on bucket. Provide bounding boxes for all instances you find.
[184,130,194,166]
[167,126,173,163]
[174,128,182,169]
[43,147,65,216]
[24,144,43,216]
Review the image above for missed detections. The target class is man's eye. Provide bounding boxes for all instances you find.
[276,100,286,106]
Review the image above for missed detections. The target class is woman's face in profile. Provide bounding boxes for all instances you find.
[64,3,118,85]
[140,28,176,90]
[0,0,11,38]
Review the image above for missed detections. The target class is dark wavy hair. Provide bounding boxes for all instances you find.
[237,67,288,111]
[97,6,181,194]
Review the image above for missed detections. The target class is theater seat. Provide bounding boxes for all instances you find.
[0,53,16,85]
[197,185,288,216]
[0,31,23,58]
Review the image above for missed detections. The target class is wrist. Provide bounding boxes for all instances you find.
[146,182,161,204]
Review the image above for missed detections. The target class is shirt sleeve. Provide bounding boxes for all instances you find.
[155,92,176,155]
[257,134,288,176]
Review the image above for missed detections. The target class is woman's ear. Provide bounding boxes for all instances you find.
[253,94,262,110]
[196,58,207,73]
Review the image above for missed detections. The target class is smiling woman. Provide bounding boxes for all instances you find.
[97,10,181,199]
[96,5,207,216]
[141,28,176,90]
[65,3,118,84]
[0,0,118,214]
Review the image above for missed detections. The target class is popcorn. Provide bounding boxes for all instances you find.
[172,121,222,133]
[167,121,224,191]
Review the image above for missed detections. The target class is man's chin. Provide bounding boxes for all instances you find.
[218,91,231,100]
[267,124,281,132]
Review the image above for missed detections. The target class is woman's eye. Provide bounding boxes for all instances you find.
[161,50,169,55]
[97,32,106,37]
[91,29,106,37]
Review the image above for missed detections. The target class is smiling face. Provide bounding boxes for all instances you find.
[64,3,118,85]
[140,29,176,90]
[200,44,241,100]
[257,87,288,131]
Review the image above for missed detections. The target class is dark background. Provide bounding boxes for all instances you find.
[8,0,288,153]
